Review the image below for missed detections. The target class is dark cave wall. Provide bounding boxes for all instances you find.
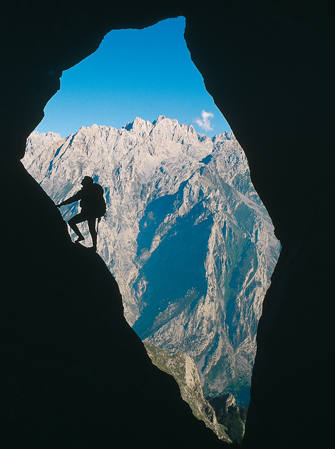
[1,1,182,160]
[186,6,335,447]
[185,4,334,244]
[1,1,335,448]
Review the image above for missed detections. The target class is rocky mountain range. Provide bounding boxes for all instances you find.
[23,116,280,406]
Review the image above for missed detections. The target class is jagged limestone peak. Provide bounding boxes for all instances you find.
[24,117,280,407]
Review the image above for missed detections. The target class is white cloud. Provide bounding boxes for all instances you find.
[194,110,214,131]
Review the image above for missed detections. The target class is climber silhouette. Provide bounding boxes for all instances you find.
[57,176,106,251]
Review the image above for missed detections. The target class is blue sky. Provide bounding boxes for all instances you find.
[37,16,231,138]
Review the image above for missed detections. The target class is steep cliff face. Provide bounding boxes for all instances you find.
[0,160,226,448]
[145,343,230,442]
[23,117,280,404]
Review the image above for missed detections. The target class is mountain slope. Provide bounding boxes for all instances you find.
[24,116,280,404]
[145,343,231,442]
[1,158,228,448]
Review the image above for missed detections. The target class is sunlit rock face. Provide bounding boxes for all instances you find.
[24,115,280,404]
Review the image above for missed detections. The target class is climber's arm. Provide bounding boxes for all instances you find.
[56,190,82,207]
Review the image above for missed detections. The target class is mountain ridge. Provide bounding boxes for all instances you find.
[24,116,280,405]
[34,115,233,143]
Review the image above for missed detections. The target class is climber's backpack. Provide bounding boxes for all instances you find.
[95,184,106,219]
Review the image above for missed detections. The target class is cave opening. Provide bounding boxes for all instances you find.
[23,16,280,444]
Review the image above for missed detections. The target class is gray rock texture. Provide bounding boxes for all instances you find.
[24,117,280,405]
